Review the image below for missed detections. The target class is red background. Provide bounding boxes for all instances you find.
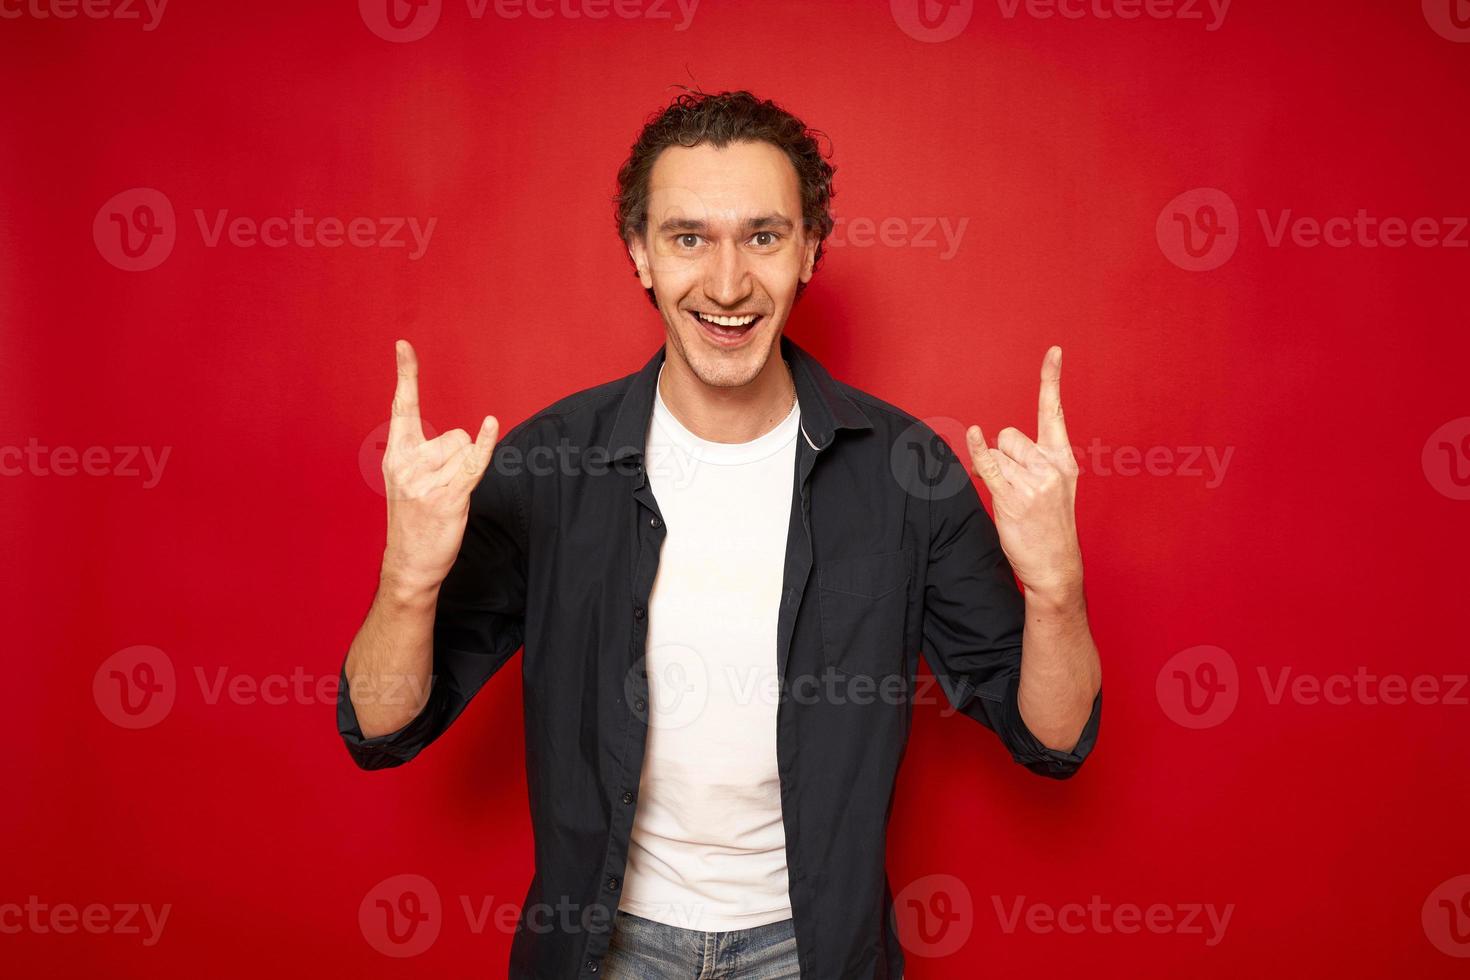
[3,0,1467,976]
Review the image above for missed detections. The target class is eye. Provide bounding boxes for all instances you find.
[676,234,702,249]
[751,231,780,247]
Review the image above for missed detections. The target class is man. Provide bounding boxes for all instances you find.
[338,89,1102,980]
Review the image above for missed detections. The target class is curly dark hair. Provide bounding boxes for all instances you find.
[614,88,837,308]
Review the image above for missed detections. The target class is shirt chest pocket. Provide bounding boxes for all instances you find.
[816,547,913,679]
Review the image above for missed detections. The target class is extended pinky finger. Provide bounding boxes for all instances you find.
[966,426,1010,497]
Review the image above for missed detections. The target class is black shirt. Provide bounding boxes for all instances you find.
[337,333,1103,979]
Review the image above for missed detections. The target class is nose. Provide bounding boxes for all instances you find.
[702,238,754,309]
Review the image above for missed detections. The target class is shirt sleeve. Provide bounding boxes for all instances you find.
[337,437,531,770]
[918,450,1101,780]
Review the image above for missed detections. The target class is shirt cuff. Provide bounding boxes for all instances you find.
[1000,680,1102,780]
[336,662,439,771]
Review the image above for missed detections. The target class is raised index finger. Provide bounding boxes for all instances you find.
[1037,345,1069,449]
[390,339,424,445]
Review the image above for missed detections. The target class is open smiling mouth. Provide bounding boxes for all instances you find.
[686,308,765,346]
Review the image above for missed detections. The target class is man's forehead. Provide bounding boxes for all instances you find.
[646,142,800,221]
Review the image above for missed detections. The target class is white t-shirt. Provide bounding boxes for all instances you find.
[617,362,799,932]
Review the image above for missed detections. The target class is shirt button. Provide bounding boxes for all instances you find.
[633,604,646,620]
[605,876,620,891]
[586,959,599,973]
[649,515,662,528]
[622,791,634,805]
[634,699,646,712]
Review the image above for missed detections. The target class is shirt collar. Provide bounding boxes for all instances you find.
[606,333,873,462]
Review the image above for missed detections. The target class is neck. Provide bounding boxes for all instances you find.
[658,342,796,444]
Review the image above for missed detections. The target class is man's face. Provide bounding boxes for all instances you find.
[628,140,818,389]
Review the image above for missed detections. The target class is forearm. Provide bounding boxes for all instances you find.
[1016,587,1102,753]
[344,569,439,738]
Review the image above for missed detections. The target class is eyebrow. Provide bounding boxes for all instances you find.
[656,213,796,235]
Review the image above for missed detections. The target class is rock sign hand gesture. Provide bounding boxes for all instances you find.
[381,340,499,591]
[965,346,1085,607]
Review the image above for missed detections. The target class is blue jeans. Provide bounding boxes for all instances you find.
[603,909,801,979]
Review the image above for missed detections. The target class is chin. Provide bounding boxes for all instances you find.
[678,327,775,388]
[690,348,766,388]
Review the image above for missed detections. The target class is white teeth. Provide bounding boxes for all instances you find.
[695,311,758,328]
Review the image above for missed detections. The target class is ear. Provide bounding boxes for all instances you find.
[628,237,654,289]
[799,235,818,284]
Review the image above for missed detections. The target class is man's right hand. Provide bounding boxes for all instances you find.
[380,339,499,596]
